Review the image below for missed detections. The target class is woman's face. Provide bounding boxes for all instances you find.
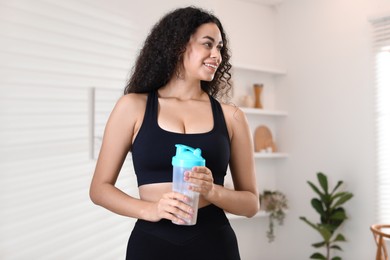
[182,22,223,82]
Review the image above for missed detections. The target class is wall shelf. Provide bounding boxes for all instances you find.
[232,63,287,75]
[226,211,269,220]
[254,153,288,159]
[240,107,288,117]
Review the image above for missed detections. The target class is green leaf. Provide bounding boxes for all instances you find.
[330,245,343,251]
[321,223,337,233]
[333,234,346,242]
[317,172,328,194]
[332,193,353,208]
[311,198,325,216]
[330,181,343,195]
[323,194,332,205]
[331,191,347,200]
[330,209,347,220]
[310,252,326,259]
[308,181,324,199]
[300,217,318,230]
[331,257,342,260]
[318,225,332,241]
[312,241,326,248]
[300,217,332,241]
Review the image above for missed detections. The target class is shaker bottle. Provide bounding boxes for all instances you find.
[171,144,205,225]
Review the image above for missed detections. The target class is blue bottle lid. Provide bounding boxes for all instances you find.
[172,144,205,168]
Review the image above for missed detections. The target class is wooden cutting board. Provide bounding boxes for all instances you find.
[254,125,277,152]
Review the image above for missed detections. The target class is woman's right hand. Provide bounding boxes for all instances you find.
[150,191,194,224]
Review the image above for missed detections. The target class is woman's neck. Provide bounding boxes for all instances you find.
[159,77,206,101]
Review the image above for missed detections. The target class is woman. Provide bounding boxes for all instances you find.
[90,6,259,260]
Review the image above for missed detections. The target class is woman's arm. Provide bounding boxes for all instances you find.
[188,106,260,217]
[89,94,193,223]
[89,94,149,218]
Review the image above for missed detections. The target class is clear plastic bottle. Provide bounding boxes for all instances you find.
[171,144,205,225]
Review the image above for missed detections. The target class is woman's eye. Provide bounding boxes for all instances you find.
[217,45,223,51]
[204,42,212,48]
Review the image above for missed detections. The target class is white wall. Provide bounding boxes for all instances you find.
[274,0,390,259]
[216,0,278,68]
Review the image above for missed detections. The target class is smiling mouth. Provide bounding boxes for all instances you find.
[204,63,218,70]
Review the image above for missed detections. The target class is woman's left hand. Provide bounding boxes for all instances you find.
[184,166,214,198]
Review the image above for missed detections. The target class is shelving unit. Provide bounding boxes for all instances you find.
[232,63,287,75]
[240,107,287,117]
[254,152,289,159]
[232,63,288,160]
[228,63,288,222]
[226,211,269,220]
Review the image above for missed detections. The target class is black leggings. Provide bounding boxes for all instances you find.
[126,204,241,260]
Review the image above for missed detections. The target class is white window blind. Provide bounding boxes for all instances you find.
[92,87,123,160]
[0,1,140,259]
[372,15,390,223]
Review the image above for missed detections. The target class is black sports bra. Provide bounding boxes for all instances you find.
[131,90,230,187]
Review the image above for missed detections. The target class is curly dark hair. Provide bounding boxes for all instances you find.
[124,6,232,100]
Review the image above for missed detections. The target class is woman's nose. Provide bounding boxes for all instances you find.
[210,48,221,63]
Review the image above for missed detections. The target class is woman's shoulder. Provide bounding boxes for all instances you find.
[220,101,246,121]
[110,93,149,118]
[116,92,148,108]
[219,101,249,140]
[121,92,148,103]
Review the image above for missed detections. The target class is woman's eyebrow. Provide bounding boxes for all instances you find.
[202,36,223,45]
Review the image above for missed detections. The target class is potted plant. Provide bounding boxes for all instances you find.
[299,172,353,260]
[260,190,288,242]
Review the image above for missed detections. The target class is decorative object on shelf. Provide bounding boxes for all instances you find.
[253,83,264,108]
[299,172,354,260]
[239,95,255,108]
[254,125,277,153]
[260,190,288,243]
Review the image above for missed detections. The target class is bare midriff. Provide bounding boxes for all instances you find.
[139,183,211,208]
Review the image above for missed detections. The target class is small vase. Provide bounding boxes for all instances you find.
[253,84,263,109]
[240,95,255,107]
